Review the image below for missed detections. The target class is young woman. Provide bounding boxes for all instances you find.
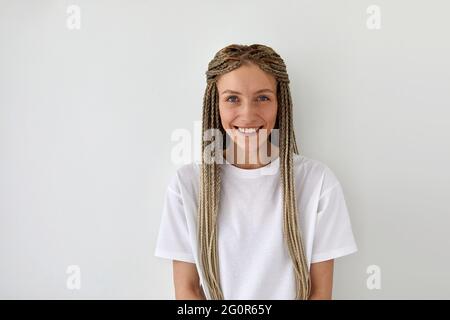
[155,44,358,300]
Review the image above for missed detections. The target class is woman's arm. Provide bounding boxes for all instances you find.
[173,260,206,299]
[308,259,334,300]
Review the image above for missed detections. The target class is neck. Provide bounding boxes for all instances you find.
[223,143,279,169]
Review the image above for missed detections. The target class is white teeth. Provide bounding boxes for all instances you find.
[237,127,259,134]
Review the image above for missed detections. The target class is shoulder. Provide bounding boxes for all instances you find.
[167,161,201,196]
[293,153,342,194]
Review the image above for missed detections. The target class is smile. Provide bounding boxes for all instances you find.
[233,126,263,135]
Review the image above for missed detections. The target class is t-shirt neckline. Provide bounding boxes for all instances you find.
[222,156,280,179]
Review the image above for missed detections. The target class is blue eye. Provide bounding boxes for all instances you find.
[257,95,270,101]
[226,95,239,103]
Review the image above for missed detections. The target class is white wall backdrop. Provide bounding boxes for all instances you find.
[1,0,449,299]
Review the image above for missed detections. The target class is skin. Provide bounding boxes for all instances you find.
[173,61,334,300]
[308,260,334,299]
[173,260,206,299]
[216,61,279,169]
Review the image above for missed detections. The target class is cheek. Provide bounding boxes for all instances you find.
[264,103,278,127]
[218,104,234,128]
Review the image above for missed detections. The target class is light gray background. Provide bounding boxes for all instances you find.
[1,0,449,299]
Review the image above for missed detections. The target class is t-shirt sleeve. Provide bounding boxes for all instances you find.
[311,167,358,263]
[154,172,195,264]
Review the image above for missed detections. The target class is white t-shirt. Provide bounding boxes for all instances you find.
[154,154,358,300]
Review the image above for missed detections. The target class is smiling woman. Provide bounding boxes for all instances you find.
[217,62,279,169]
[154,44,358,300]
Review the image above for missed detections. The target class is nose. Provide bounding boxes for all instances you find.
[240,99,257,118]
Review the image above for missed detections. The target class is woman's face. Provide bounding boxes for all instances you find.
[216,61,278,159]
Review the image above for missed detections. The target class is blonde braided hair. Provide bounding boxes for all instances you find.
[199,44,311,300]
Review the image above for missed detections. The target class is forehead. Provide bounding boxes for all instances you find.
[216,62,277,94]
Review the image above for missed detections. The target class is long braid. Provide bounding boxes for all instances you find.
[199,44,310,300]
[279,82,311,299]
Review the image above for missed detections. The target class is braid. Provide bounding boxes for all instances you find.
[199,44,310,299]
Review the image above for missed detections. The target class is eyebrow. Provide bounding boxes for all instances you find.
[220,89,275,95]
